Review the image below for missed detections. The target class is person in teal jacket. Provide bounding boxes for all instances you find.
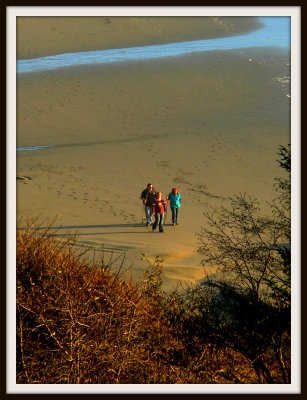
[166,187,181,226]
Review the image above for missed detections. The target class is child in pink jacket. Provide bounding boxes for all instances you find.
[152,192,167,233]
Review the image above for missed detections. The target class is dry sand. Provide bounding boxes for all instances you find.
[16,17,290,291]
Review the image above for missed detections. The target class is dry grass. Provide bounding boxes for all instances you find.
[16,220,289,384]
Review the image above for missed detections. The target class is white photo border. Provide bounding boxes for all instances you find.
[7,5,301,395]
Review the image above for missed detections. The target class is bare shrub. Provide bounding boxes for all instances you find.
[17,222,190,383]
[194,145,291,383]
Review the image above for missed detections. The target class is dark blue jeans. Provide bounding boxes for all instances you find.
[152,213,164,232]
[171,207,179,224]
[145,205,153,224]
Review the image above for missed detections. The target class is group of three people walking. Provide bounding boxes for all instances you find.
[140,183,181,233]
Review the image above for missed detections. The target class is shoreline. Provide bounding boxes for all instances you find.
[16,17,290,75]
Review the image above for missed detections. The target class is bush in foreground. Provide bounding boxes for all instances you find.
[16,219,289,384]
[17,222,183,384]
[195,145,291,383]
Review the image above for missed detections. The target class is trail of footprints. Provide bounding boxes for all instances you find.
[37,174,138,222]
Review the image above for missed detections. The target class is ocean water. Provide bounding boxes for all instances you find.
[16,145,52,152]
[17,16,290,75]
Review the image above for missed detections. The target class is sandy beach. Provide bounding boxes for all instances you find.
[16,16,290,291]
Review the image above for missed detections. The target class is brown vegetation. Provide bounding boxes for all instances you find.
[16,218,289,384]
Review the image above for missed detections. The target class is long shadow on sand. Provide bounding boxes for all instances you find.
[19,223,159,236]
[23,223,142,230]
[53,231,151,237]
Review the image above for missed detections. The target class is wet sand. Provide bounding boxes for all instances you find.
[16,17,290,291]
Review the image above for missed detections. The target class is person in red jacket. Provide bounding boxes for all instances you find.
[152,192,167,233]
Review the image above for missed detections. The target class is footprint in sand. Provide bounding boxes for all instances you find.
[129,214,137,222]
[110,206,117,217]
